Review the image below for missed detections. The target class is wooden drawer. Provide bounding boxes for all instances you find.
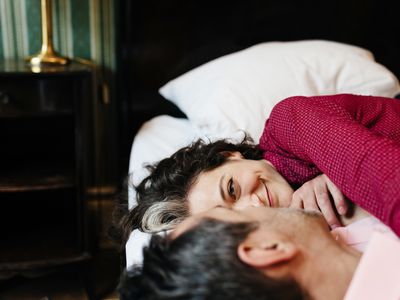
[0,76,77,115]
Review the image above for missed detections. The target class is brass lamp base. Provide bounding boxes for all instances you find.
[26,50,69,66]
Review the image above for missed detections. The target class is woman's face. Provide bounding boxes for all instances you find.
[187,152,294,214]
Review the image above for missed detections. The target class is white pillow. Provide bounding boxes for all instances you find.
[159,40,400,140]
[126,116,200,266]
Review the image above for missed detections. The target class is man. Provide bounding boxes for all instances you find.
[118,206,400,300]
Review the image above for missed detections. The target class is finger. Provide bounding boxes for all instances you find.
[326,180,348,215]
[315,190,342,229]
[290,194,304,209]
[301,193,319,212]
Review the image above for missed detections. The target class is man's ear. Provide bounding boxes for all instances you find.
[237,234,298,269]
[221,151,243,159]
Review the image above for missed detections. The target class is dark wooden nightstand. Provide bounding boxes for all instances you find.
[0,60,98,296]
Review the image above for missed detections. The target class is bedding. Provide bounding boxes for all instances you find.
[126,40,400,267]
[160,40,400,140]
[126,116,199,266]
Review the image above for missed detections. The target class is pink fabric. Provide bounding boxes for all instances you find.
[259,94,400,236]
[331,216,398,252]
[344,232,400,300]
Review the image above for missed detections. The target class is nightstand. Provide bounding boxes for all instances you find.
[0,60,97,294]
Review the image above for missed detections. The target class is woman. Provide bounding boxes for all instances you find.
[121,94,400,240]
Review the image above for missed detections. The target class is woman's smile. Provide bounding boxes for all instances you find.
[188,152,293,214]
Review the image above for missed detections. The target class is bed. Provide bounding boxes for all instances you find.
[115,0,400,267]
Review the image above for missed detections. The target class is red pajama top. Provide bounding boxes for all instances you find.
[259,94,400,236]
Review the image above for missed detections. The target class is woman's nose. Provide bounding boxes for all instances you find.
[240,172,259,194]
[235,193,263,209]
[250,193,263,207]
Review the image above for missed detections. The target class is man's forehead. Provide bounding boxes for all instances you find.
[170,207,327,242]
[170,207,252,239]
[169,214,202,239]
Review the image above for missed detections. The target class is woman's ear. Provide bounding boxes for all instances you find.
[221,151,244,159]
[237,234,298,269]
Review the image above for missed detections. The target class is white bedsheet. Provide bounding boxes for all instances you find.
[126,115,200,267]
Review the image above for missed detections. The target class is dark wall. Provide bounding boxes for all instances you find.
[115,0,400,179]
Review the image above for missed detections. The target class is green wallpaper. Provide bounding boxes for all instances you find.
[0,0,115,72]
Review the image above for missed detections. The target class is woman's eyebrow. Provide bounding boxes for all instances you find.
[214,206,232,212]
[219,174,227,202]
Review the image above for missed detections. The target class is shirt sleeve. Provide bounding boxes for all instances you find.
[259,94,400,236]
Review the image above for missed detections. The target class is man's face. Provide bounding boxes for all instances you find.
[173,206,329,240]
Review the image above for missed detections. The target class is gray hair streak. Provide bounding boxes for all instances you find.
[141,199,188,232]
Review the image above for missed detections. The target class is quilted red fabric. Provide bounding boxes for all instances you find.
[259,94,400,236]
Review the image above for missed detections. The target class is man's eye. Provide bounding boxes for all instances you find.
[228,178,236,200]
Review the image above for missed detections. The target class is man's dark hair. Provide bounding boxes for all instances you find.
[117,136,263,243]
[118,219,305,300]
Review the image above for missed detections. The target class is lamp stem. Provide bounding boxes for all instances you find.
[26,0,69,66]
[41,0,52,52]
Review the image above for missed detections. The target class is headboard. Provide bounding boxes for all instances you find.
[115,0,400,177]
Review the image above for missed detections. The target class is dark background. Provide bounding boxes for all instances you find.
[115,0,400,182]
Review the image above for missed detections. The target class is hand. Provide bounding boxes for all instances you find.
[290,174,348,229]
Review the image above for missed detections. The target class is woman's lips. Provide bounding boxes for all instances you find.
[262,181,273,207]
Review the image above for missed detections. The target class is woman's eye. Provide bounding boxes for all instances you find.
[228,178,236,200]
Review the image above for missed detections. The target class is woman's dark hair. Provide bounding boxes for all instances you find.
[118,135,263,243]
[118,219,305,300]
